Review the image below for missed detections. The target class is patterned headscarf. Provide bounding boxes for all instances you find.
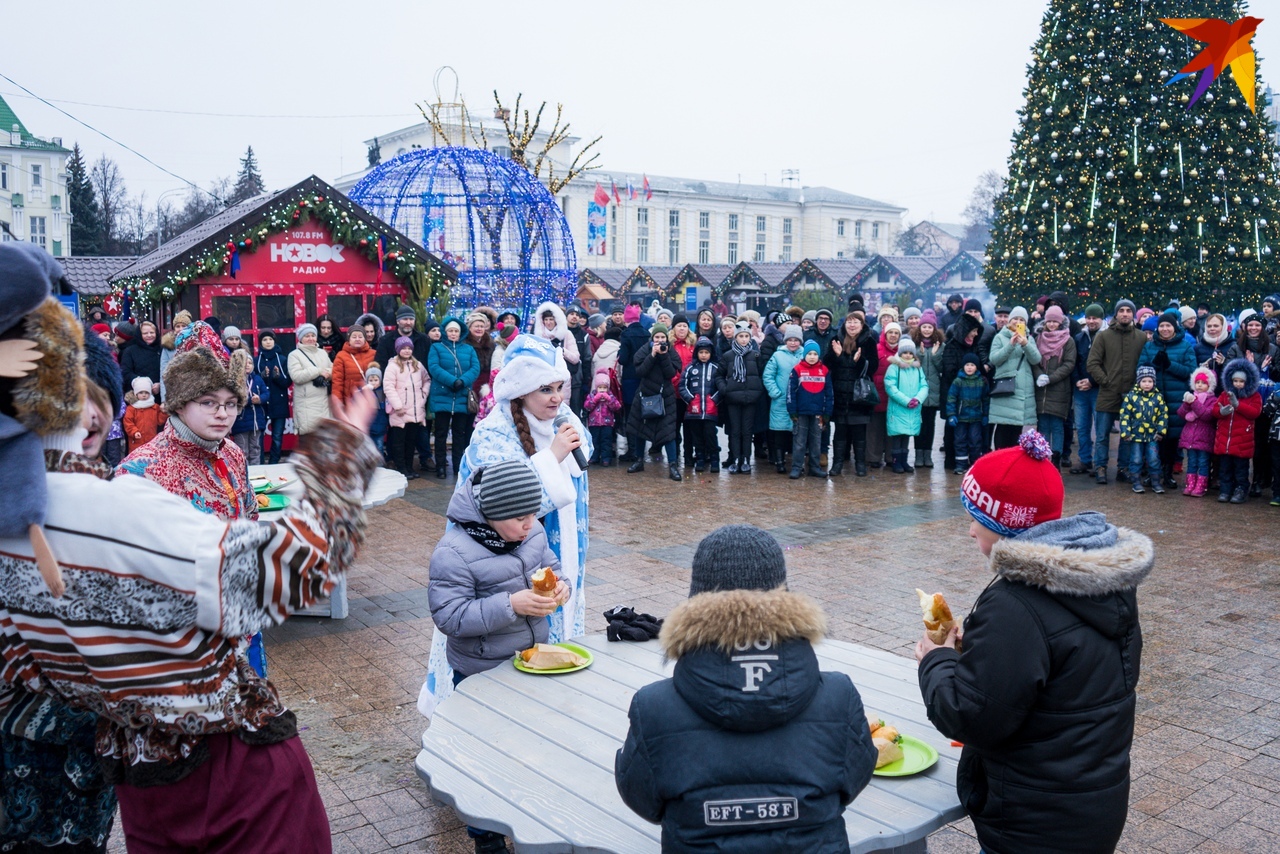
[173,320,230,367]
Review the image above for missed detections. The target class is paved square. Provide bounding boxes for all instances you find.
[113,443,1280,852]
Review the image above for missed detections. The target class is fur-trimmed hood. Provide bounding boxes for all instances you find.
[533,301,570,342]
[1189,365,1217,394]
[1223,357,1261,398]
[354,312,386,343]
[990,513,1153,598]
[660,588,826,660]
[888,353,919,370]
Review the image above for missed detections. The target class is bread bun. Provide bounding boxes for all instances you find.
[531,567,558,595]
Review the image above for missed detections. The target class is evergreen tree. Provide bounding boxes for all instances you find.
[67,144,103,255]
[985,0,1279,310]
[230,146,266,204]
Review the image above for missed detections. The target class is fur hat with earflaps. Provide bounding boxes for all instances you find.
[163,347,248,415]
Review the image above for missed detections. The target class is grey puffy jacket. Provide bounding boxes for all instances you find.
[428,476,560,676]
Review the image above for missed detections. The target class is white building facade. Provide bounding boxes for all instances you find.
[0,95,71,257]
[334,109,906,272]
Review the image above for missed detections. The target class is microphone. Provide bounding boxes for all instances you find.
[553,413,589,471]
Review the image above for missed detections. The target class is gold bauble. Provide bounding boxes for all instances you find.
[1087,29,1095,38]
[1033,112,1042,120]
[1086,248,1096,258]
[1074,150,1083,160]
[1030,157,1039,165]
[1120,148,1129,158]
[1033,249,1043,258]
[1051,130,1060,139]
[1134,169,1144,179]
[1188,168,1199,178]
[1039,179,1049,188]
[1038,224,1048,233]
[1002,251,1011,259]
[1144,21,1154,30]
[1134,72,1144,83]
[1087,220,1096,228]
[1020,205,1029,214]
[1233,195,1242,204]
[1226,146,1235,155]
[1065,200,1074,209]
[1244,248,1253,257]
[1180,94,1190,103]
[1230,98,1238,107]
[1136,248,1147,258]
[1196,215,1205,223]
[1101,127,1111,137]
[1140,222,1149,232]
[1082,74,1092,84]
[1183,197,1191,206]
[1159,120,1170,130]
[1118,96,1129,106]
[1079,175,1090,184]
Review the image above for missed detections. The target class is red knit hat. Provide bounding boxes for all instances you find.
[961,432,1063,536]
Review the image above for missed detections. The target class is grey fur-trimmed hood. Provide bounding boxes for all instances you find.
[990,517,1154,597]
[660,588,826,661]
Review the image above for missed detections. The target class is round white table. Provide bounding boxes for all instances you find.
[248,463,407,618]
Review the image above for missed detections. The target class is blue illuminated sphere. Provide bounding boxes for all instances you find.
[348,146,577,325]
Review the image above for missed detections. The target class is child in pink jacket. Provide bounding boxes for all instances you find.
[584,369,623,466]
[1176,366,1218,496]
[384,336,431,479]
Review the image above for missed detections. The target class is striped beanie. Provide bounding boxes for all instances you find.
[474,460,543,521]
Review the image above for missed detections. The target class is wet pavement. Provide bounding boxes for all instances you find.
[109,437,1280,852]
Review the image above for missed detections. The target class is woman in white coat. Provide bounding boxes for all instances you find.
[287,323,333,435]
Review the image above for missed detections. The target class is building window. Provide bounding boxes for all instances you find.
[872,222,881,240]
[29,216,46,249]
[783,218,793,236]
[669,236,680,264]
[699,240,709,264]
[52,239,61,257]
[836,250,845,258]
[961,266,977,282]
[29,165,41,188]
[698,211,710,229]
[837,219,845,237]
[754,243,765,263]
[728,213,738,232]
[755,215,766,233]
[637,207,649,262]
[855,221,863,239]
[0,163,7,191]
[669,209,679,229]
[877,267,890,283]
[561,196,569,216]
[728,242,738,265]
[781,244,792,262]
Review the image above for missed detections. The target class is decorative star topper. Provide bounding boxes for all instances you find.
[1161,16,1264,112]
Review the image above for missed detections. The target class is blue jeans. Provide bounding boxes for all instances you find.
[636,438,678,464]
[265,418,287,464]
[1186,448,1210,477]
[1094,410,1130,473]
[1073,387,1098,466]
[1129,441,1161,483]
[1037,414,1065,454]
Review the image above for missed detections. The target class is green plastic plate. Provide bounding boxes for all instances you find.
[257,493,291,512]
[873,734,940,777]
[513,642,594,675]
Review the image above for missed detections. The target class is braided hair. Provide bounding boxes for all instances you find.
[509,399,537,457]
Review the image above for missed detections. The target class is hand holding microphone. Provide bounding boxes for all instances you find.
[552,414,588,469]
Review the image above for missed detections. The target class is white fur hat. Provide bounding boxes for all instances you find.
[131,376,152,394]
[492,334,571,402]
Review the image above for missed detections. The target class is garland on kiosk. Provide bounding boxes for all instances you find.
[111,193,450,312]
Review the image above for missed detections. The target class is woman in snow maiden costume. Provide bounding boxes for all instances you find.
[419,334,591,717]
[916,431,1152,854]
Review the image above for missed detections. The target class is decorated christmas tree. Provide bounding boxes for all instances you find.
[985,0,1279,310]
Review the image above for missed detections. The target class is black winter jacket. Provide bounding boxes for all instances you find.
[375,327,431,371]
[255,348,292,419]
[1072,326,1097,385]
[120,339,162,399]
[804,323,837,356]
[679,359,721,420]
[823,330,879,424]
[627,345,681,444]
[618,322,651,384]
[919,513,1152,854]
[941,315,985,401]
[617,590,877,853]
[717,348,765,405]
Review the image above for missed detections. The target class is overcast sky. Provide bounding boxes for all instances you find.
[6,1,1277,225]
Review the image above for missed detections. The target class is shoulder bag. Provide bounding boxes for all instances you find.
[990,350,1025,398]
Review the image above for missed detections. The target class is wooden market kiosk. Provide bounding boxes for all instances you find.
[109,175,455,353]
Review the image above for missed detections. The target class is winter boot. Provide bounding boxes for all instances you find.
[1095,466,1108,485]
[709,459,720,473]
[1230,486,1248,504]
[914,449,926,469]
[922,450,934,468]
[1191,474,1208,496]
[1182,473,1196,495]
[739,458,752,474]
[829,452,844,476]
[626,460,645,473]
[1218,489,1231,503]
[1132,477,1145,494]
[901,452,915,473]
[774,449,787,474]
[809,463,828,478]
[891,452,906,474]
[726,459,739,474]
[1151,477,1166,495]
[1051,452,1061,469]
[789,466,802,479]
[668,464,683,482]
[854,440,868,477]
[954,457,968,476]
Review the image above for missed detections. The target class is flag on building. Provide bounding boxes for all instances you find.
[593,183,610,206]
[611,178,621,205]
[643,174,652,201]
[626,178,636,200]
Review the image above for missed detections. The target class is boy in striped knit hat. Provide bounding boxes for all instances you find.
[0,243,381,852]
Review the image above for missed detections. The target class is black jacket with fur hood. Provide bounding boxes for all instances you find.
[615,590,877,853]
[918,512,1152,854]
